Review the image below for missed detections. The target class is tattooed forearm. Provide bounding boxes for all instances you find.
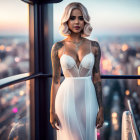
[51,41,63,84]
[91,41,103,109]
[94,81,103,108]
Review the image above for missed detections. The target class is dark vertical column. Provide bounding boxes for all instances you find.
[34,3,54,140]
[43,4,54,140]
[27,0,63,139]
[30,3,54,140]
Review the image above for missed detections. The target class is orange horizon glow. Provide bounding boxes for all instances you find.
[0,1,29,35]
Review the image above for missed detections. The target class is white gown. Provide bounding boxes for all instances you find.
[55,42,99,140]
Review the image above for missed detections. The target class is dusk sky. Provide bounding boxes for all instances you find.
[0,0,28,35]
[0,0,140,36]
[54,0,140,38]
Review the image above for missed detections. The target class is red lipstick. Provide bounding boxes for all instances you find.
[74,26,80,29]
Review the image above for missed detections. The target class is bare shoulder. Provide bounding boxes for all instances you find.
[84,38,100,47]
[51,40,64,52]
[90,40,101,55]
[89,39,100,48]
[85,38,101,55]
[51,41,65,57]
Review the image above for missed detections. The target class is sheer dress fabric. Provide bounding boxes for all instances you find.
[55,41,99,140]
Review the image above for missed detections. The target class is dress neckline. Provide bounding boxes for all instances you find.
[60,52,94,71]
[60,41,94,71]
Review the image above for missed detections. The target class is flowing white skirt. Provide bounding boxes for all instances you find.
[55,76,99,140]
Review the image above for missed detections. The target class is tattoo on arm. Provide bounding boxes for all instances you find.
[51,42,63,84]
[94,81,103,108]
[91,41,103,108]
[91,41,101,73]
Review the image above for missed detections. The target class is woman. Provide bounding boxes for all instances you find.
[50,2,104,140]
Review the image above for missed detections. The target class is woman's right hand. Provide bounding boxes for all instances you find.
[50,112,60,130]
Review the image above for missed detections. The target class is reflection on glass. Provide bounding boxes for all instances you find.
[0,81,30,140]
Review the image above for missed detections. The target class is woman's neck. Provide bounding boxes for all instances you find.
[66,33,83,42]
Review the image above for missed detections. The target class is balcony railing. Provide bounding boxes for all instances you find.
[0,73,140,140]
[1,73,140,89]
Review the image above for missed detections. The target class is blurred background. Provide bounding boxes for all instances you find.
[0,0,140,139]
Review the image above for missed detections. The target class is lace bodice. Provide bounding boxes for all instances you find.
[60,42,95,77]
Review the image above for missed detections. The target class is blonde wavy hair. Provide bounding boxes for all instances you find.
[59,2,93,37]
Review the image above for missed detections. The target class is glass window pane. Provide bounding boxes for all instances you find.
[0,0,29,79]
[100,79,140,139]
[0,81,30,140]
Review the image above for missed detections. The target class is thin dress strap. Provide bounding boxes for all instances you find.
[63,42,66,54]
[90,41,92,53]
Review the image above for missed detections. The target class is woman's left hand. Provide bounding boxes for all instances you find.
[96,107,104,129]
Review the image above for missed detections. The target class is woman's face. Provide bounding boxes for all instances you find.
[67,8,85,34]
